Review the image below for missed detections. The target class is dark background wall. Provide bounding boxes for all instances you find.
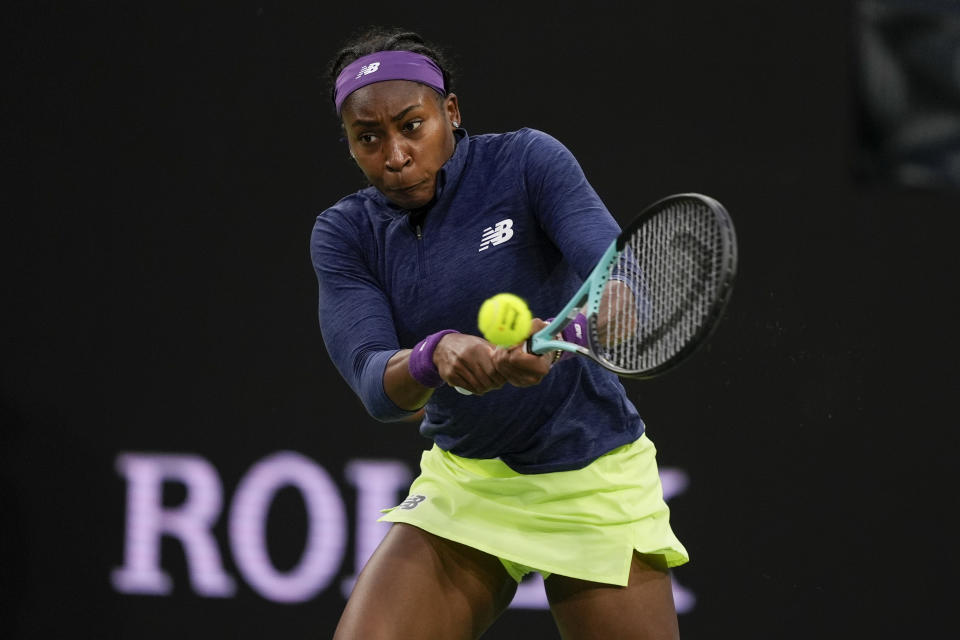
[4,1,958,638]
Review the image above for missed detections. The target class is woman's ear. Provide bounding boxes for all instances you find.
[445,93,461,129]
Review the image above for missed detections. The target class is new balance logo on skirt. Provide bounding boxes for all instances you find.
[479,219,514,251]
[398,494,426,510]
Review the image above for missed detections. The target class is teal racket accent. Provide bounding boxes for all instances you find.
[525,241,620,358]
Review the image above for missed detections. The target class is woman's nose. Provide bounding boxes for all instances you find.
[384,138,411,172]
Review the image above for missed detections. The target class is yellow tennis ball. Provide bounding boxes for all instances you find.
[477,293,533,347]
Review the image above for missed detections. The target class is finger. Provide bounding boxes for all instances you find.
[505,343,551,368]
[451,361,506,395]
[475,359,508,391]
[528,317,549,335]
[492,349,550,387]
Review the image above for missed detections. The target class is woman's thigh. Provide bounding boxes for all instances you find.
[334,523,518,640]
[544,552,679,640]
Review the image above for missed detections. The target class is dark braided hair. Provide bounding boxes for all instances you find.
[327,26,455,112]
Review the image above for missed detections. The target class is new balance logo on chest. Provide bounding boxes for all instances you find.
[479,219,514,252]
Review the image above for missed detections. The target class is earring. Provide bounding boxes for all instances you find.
[452,121,460,128]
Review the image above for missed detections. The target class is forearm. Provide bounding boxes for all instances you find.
[383,349,435,411]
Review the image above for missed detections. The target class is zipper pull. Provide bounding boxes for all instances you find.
[415,225,422,240]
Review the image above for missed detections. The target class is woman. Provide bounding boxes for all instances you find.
[311,27,688,640]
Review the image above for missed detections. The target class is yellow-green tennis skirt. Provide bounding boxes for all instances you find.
[379,433,688,586]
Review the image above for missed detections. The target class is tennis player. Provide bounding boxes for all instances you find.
[311,26,689,640]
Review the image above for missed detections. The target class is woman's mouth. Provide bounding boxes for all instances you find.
[391,180,426,193]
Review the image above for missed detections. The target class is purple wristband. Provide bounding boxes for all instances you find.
[408,330,460,388]
[549,314,589,363]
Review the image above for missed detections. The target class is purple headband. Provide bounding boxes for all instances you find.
[334,50,446,114]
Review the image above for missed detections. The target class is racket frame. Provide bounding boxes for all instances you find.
[526,192,737,379]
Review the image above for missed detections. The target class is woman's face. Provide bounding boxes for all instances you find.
[341,80,461,210]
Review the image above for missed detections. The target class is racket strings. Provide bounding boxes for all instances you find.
[596,200,725,371]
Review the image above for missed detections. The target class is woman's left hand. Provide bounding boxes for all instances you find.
[491,318,554,387]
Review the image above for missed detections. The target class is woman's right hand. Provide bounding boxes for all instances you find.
[433,333,507,395]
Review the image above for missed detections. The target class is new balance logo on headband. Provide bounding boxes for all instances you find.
[479,219,514,251]
[355,61,381,79]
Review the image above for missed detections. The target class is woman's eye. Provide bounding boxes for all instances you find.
[404,120,423,132]
[358,133,377,144]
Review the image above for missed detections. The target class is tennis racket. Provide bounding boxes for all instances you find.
[461,193,737,389]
